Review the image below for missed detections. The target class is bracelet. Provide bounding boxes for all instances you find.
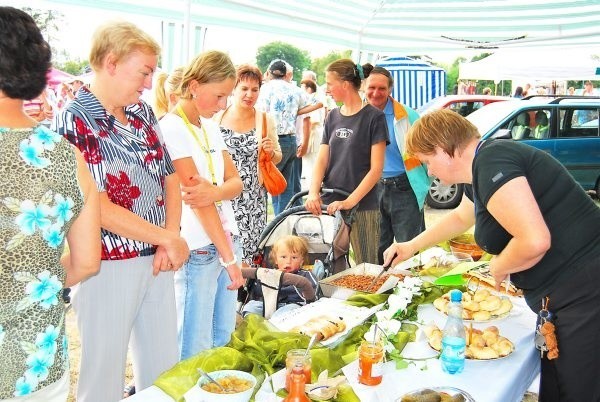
[219,255,237,266]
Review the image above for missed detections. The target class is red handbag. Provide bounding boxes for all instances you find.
[258,113,287,196]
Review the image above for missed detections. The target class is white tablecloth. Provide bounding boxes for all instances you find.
[122,297,540,402]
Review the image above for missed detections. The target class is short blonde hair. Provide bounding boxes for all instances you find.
[154,67,184,118]
[180,50,235,99]
[270,235,309,266]
[89,21,160,71]
[406,109,481,157]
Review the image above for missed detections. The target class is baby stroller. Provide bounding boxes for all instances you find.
[238,189,357,318]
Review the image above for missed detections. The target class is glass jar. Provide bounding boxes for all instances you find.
[358,340,384,385]
[285,349,312,391]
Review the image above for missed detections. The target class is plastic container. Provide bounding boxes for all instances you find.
[358,340,384,385]
[449,234,484,261]
[441,289,466,374]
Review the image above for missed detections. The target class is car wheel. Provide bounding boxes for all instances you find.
[426,178,464,209]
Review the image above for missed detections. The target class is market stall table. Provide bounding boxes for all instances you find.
[122,295,539,402]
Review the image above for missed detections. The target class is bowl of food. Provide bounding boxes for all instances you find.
[449,234,484,261]
[193,369,256,402]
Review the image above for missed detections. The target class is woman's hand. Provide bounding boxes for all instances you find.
[305,193,322,215]
[225,263,245,290]
[326,199,354,215]
[152,245,181,275]
[262,137,274,157]
[383,241,416,268]
[181,175,218,208]
[489,259,510,291]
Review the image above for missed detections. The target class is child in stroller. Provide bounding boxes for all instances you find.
[241,235,319,319]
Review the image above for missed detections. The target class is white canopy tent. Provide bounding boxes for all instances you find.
[37,0,600,65]
[459,48,600,81]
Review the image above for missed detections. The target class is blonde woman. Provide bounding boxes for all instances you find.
[160,50,244,359]
[217,64,282,265]
[53,21,189,401]
[153,67,184,120]
[305,59,388,264]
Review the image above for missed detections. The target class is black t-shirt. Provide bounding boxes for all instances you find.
[321,105,389,211]
[466,139,600,305]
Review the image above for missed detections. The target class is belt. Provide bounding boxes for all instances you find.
[278,133,295,137]
[379,173,407,185]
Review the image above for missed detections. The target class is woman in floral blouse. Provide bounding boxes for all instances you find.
[53,21,189,402]
[0,7,100,401]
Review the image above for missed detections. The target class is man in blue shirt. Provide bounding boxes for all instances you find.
[364,67,430,264]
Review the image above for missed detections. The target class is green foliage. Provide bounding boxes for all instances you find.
[54,59,90,75]
[256,41,311,84]
[310,50,353,85]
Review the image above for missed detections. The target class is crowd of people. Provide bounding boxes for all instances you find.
[1,7,599,402]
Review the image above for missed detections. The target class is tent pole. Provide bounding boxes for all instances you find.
[183,0,191,63]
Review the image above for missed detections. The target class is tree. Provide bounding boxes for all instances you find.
[310,50,352,85]
[54,59,90,76]
[256,42,311,84]
[21,7,63,60]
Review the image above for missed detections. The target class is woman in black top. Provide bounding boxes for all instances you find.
[384,109,600,402]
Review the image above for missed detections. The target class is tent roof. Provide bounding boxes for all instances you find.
[46,0,600,54]
[459,48,600,81]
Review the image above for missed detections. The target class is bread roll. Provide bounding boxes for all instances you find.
[433,297,449,313]
[472,310,491,321]
[463,300,480,312]
[490,337,513,357]
[479,295,502,311]
[469,345,499,360]
[491,298,513,316]
[473,289,491,302]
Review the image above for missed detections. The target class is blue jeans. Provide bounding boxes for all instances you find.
[377,174,425,264]
[174,238,242,360]
[272,135,300,215]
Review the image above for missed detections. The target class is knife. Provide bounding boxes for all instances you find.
[366,263,392,293]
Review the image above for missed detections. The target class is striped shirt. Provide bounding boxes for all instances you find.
[52,87,175,260]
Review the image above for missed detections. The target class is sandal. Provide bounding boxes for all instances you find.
[123,384,136,398]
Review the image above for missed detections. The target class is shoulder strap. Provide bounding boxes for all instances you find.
[262,112,267,139]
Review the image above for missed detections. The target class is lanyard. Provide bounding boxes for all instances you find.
[176,104,219,186]
[176,104,222,207]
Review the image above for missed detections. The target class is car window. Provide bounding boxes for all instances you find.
[559,107,600,138]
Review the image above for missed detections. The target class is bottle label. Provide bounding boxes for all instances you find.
[371,361,383,377]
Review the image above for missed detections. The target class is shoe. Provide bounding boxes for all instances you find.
[123,384,136,398]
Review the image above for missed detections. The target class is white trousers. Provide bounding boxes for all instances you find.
[72,256,178,402]
[1,372,69,402]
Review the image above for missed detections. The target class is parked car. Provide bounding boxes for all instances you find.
[420,95,511,208]
[418,94,511,117]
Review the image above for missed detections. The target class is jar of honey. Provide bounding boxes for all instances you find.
[285,349,312,391]
[358,340,384,385]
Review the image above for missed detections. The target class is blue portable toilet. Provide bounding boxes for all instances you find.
[375,56,446,110]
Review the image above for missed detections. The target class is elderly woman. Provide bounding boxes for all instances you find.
[384,109,600,402]
[160,51,244,358]
[53,21,189,402]
[217,64,282,265]
[0,7,100,401]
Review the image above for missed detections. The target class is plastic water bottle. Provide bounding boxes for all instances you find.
[441,289,466,374]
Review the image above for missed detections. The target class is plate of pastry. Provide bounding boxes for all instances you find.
[433,288,513,322]
[423,324,514,360]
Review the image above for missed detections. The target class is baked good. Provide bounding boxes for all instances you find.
[433,290,513,321]
[290,316,346,341]
[463,271,522,297]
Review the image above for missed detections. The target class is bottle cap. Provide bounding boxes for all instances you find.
[450,289,462,302]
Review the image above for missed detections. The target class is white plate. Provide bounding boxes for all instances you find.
[268,297,383,346]
[397,386,476,402]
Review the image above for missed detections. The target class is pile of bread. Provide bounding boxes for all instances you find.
[425,324,514,360]
[290,316,347,341]
[463,271,522,297]
[433,289,513,321]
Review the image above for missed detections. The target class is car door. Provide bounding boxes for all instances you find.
[548,107,600,191]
